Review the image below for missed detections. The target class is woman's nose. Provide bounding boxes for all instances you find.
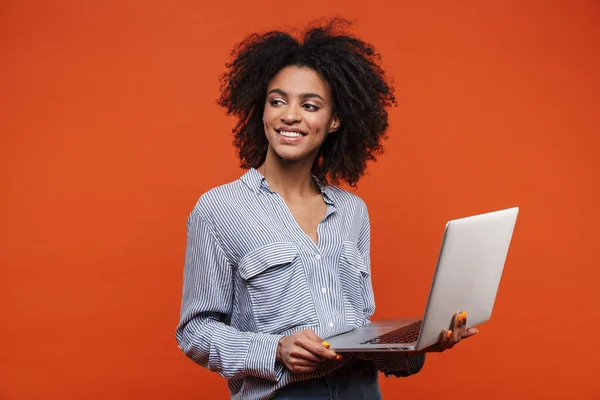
[281,104,302,123]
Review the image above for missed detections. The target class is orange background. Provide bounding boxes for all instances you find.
[2,1,599,399]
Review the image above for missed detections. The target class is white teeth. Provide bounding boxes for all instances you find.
[279,130,303,138]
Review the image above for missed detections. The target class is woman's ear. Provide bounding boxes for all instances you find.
[329,117,341,133]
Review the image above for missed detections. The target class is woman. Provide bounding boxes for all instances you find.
[176,18,478,400]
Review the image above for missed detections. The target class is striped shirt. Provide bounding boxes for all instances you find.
[176,168,425,400]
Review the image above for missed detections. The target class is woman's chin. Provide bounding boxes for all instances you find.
[272,149,309,163]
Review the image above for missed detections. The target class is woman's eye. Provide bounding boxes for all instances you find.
[270,99,285,106]
[303,104,319,111]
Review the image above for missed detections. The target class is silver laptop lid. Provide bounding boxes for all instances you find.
[415,207,519,350]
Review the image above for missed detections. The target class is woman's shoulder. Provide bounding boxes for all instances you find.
[191,177,249,217]
[325,184,368,212]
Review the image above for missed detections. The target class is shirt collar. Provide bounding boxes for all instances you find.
[240,168,335,206]
[312,175,335,206]
[240,168,265,193]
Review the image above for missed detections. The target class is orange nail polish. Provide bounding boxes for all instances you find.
[336,354,342,360]
[446,330,453,339]
[322,341,330,348]
[462,312,467,319]
[457,314,463,322]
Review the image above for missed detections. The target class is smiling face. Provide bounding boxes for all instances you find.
[262,66,340,165]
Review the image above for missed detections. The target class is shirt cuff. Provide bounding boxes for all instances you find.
[245,333,284,382]
[383,353,426,377]
[406,353,425,374]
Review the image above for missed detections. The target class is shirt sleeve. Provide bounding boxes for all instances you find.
[175,205,284,382]
[354,199,426,377]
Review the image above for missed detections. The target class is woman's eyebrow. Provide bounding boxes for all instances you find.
[268,88,324,101]
[267,88,287,97]
[301,93,324,101]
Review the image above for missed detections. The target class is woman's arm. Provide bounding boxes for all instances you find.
[353,199,427,377]
[356,351,426,377]
[175,206,284,382]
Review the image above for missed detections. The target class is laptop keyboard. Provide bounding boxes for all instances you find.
[361,320,423,345]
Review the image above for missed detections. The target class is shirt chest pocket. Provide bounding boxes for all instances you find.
[238,242,318,334]
[338,241,375,326]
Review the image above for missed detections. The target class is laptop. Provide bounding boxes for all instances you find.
[326,207,519,352]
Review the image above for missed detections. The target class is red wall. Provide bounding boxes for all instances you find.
[2,1,599,398]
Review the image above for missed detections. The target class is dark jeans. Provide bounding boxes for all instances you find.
[273,359,383,400]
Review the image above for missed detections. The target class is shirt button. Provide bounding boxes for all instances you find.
[329,322,334,328]
[315,254,321,260]
[321,287,327,294]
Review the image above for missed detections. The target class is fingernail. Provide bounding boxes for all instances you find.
[336,354,342,360]
[322,341,330,348]
[462,312,467,319]
[446,330,453,339]
[457,314,463,322]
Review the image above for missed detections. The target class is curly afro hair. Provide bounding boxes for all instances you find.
[218,18,396,187]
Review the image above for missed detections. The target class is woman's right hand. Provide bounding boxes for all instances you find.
[276,330,341,373]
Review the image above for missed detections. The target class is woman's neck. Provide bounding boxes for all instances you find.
[257,149,320,201]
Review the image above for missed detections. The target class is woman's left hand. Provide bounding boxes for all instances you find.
[418,312,479,353]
